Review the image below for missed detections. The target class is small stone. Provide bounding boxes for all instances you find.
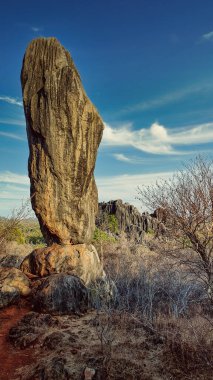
[84,367,96,380]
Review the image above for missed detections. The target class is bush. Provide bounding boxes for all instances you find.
[107,215,119,234]
[6,226,25,244]
[25,227,45,245]
[93,227,116,243]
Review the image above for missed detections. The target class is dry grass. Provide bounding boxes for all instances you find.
[93,236,213,379]
[154,314,213,379]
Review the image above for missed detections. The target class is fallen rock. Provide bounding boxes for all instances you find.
[84,367,96,380]
[21,37,104,245]
[0,268,30,308]
[21,243,104,285]
[33,274,89,314]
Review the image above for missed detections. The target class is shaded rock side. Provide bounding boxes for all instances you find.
[97,199,158,243]
[21,37,104,245]
[21,243,104,286]
[0,268,30,308]
[33,274,89,314]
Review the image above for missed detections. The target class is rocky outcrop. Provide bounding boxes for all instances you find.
[97,200,158,243]
[0,268,30,308]
[21,244,104,286]
[21,37,104,246]
[33,274,89,314]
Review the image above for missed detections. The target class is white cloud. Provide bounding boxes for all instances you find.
[169,122,213,145]
[118,82,212,115]
[201,31,213,41]
[150,122,168,141]
[0,170,174,215]
[102,121,213,155]
[0,132,26,141]
[97,171,174,211]
[0,118,25,127]
[0,175,30,216]
[0,96,23,107]
[0,172,29,185]
[113,153,132,162]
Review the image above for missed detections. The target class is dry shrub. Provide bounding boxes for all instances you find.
[155,314,213,377]
[94,237,212,378]
[99,237,206,321]
[0,199,32,254]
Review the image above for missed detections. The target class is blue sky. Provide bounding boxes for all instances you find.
[1,0,213,216]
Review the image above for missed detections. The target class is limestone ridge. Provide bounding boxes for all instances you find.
[21,37,104,245]
[97,200,159,243]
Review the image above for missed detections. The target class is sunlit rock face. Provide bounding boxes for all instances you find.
[21,37,104,245]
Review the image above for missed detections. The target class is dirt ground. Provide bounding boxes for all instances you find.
[0,304,33,380]
[0,303,167,380]
[0,302,212,380]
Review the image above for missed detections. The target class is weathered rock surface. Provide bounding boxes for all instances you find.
[21,243,104,285]
[21,37,104,245]
[0,254,24,269]
[97,199,158,243]
[0,268,30,308]
[33,274,89,314]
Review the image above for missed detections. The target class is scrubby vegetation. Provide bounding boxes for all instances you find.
[92,236,213,378]
[0,158,213,379]
[90,157,213,379]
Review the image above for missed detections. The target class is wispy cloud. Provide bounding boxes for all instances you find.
[0,169,174,215]
[0,131,26,141]
[0,180,30,216]
[113,153,132,162]
[0,171,29,185]
[118,82,213,115]
[0,96,23,107]
[103,121,213,155]
[201,30,213,42]
[97,171,174,210]
[0,118,25,127]
[0,172,30,216]
[31,26,43,32]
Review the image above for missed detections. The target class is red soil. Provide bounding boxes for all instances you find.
[0,303,32,380]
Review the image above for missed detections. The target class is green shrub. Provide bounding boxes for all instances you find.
[26,227,45,246]
[108,215,119,234]
[6,226,26,244]
[93,227,116,243]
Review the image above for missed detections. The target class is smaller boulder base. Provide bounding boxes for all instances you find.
[33,274,89,314]
[0,268,30,308]
[21,243,104,285]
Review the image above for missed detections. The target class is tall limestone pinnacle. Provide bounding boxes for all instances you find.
[21,37,104,245]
